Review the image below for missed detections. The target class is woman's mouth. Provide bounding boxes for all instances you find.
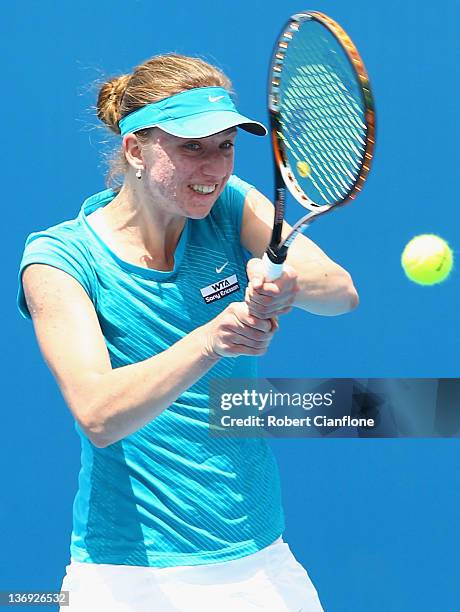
[188,184,218,195]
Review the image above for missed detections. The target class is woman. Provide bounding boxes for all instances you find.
[18,54,357,611]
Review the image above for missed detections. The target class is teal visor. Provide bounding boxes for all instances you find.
[118,87,267,138]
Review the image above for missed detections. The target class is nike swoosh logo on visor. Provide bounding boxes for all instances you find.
[208,95,225,103]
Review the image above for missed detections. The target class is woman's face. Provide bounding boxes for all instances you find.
[139,127,236,219]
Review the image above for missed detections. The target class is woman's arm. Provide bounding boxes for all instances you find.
[22,264,276,448]
[240,188,359,316]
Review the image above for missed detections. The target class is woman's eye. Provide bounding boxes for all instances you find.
[183,140,234,152]
[184,142,201,152]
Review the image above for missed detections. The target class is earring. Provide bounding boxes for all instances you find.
[136,169,142,180]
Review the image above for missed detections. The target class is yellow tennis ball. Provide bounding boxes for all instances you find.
[296,161,311,178]
[401,234,453,286]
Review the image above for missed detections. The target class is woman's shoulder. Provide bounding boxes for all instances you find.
[209,174,256,232]
[18,209,102,318]
[22,211,92,261]
[19,212,97,296]
[220,174,255,199]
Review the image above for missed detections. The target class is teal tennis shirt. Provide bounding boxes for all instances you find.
[17,175,285,567]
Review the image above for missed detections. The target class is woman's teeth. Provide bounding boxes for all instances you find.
[189,184,217,194]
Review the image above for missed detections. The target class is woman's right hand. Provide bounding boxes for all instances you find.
[200,302,279,359]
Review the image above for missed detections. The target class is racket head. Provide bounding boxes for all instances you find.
[269,11,376,213]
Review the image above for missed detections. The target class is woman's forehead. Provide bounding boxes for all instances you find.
[157,127,237,144]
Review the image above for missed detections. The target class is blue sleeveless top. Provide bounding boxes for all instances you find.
[17,175,285,567]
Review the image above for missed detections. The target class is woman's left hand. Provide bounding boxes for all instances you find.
[245,258,299,320]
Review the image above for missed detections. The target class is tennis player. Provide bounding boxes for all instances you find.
[18,54,358,611]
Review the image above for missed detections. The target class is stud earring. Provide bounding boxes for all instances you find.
[136,169,142,180]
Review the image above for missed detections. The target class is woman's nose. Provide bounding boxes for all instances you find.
[200,152,232,178]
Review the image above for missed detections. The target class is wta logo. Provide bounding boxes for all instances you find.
[200,274,240,304]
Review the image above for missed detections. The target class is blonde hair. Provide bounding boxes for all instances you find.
[96,54,233,188]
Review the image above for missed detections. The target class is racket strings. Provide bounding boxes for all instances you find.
[285,69,364,197]
[279,27,368,205]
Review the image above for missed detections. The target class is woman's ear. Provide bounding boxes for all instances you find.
[123,134,144,173]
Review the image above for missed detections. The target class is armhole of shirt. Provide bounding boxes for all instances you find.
[17,233,96,320]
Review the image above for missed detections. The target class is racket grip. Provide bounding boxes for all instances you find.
[262,253,284,281]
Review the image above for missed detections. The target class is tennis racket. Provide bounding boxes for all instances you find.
[262,11,376,280]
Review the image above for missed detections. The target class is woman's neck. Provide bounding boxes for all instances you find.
[89,182,186,271]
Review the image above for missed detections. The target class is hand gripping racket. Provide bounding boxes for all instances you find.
[262,11,376,281]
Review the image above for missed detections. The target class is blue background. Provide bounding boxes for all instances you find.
[3,1,460,610]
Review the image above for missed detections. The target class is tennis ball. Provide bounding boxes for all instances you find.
[296,160,311,178]
[401,234,453,286]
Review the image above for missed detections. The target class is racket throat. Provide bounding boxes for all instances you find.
[266,244,288,265]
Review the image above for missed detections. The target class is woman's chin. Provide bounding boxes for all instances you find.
[183,194,218,218]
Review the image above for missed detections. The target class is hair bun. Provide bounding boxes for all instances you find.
[97,75,132,134]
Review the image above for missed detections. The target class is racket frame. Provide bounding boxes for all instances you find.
[266,10,376,264]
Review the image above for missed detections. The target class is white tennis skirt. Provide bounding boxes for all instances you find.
[59,537,324,611]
